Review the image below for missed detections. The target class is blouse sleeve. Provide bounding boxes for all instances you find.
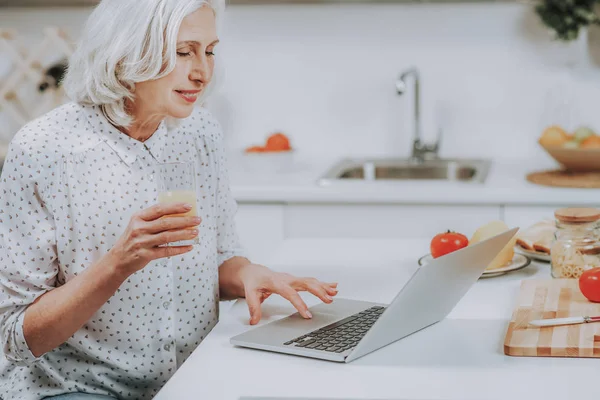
[0,141,59,365]
[211,125,246,267]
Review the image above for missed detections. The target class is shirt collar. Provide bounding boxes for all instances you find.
[82,104,167,166]
[142,121,167,163]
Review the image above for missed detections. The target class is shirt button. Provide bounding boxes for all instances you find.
[163,301,170,310]
[163,344,171,351]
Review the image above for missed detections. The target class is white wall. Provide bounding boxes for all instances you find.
[1,3,599,162]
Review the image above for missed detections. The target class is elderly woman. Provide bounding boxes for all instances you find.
[0,0,338,399]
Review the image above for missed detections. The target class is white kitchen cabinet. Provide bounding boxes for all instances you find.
[237,203,502,257]
[237,203,501,241]
[283,204,501,239]
[236,203,576,258]
[502,205,563,229]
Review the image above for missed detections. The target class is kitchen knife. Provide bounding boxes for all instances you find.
[529,315,600,327]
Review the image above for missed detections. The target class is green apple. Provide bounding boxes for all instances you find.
[573,126,596,143]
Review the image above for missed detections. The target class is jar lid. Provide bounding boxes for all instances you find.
[555,207,600,223]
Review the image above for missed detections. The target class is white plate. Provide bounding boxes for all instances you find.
[514,246,551,263]
[417,253,532,278]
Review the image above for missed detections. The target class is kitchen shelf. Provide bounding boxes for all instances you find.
[0,0,518,6]
[0,0,98,5]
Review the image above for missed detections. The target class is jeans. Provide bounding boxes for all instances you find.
[44,394,116,400]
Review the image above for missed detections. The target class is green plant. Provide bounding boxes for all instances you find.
[535,0,600,41]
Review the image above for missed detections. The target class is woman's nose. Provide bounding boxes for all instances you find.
[190,56,210,84]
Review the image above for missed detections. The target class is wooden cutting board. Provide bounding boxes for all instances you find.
[504,279,600,358]
[526,170,600,188]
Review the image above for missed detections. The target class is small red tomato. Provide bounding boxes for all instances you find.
[265,133,292,151]
[430,230,469,259]
[579,268,600,303]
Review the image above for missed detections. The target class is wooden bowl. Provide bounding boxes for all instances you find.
[541,145,600,172]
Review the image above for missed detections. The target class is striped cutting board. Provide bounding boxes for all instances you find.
[504,279,600,358]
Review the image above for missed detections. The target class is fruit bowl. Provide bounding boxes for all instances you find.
[541,146,600,172]
[539,126,600,172]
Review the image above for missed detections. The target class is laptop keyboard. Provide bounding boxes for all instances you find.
[283,306,386,353]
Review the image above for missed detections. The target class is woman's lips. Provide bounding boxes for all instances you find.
[175,90,201,103]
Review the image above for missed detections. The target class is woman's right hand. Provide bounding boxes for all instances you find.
[107,202,201,277]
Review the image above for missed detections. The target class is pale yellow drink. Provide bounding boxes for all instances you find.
[155,161,198,246]
[157,190,199,246]
[158,190,198,217]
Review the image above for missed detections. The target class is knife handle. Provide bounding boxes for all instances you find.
[529,317,586,327]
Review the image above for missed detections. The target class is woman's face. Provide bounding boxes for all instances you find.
[134,6,218,120]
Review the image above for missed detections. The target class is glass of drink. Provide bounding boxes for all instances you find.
[155,161,199,246]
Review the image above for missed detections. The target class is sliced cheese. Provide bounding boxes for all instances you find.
[470,220,516,271]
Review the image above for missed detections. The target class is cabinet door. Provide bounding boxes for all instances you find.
[283,204,501,238]
[502,206,559,229]
[235,204,284,261]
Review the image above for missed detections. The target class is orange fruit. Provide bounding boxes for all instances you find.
[265,133,291,152]
[539,125,569,148]
[245,145,265,153]
[580,135,600,149]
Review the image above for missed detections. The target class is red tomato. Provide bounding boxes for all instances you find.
[430,231,469,259]
[579,268,600,303]
[265,133,291,151]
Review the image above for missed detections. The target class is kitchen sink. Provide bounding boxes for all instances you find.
[315,68,491,186]
[317,158,491,185]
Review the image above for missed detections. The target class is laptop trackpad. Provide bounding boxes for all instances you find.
[277,308,343,329]
[280,298,378,330]
[233,298,378,346]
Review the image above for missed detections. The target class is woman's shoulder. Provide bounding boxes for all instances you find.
[10,102,92,162]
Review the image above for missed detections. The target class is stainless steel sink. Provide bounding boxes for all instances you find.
[315,68,491,187]
[317,158,491,185]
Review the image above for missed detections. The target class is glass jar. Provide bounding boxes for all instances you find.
[551,208,600,279]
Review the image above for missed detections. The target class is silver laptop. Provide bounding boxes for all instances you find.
[230,228,518,363]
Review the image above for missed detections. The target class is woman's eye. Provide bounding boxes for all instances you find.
[206,51,215,57]
[177,51,192,57]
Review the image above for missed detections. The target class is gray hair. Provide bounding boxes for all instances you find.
[63,0,223,128]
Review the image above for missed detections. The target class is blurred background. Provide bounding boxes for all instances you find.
[2,0,600,263]
[2,0,600,159]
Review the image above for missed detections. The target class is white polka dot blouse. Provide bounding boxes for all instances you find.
[0,103,245,399]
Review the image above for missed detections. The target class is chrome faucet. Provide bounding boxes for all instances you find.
[396,67,441,162]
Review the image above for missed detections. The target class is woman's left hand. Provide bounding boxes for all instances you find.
[238,264,338,325]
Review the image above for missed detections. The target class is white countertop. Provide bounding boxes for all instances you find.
[229,155,600,205]
[154,238,600,400]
